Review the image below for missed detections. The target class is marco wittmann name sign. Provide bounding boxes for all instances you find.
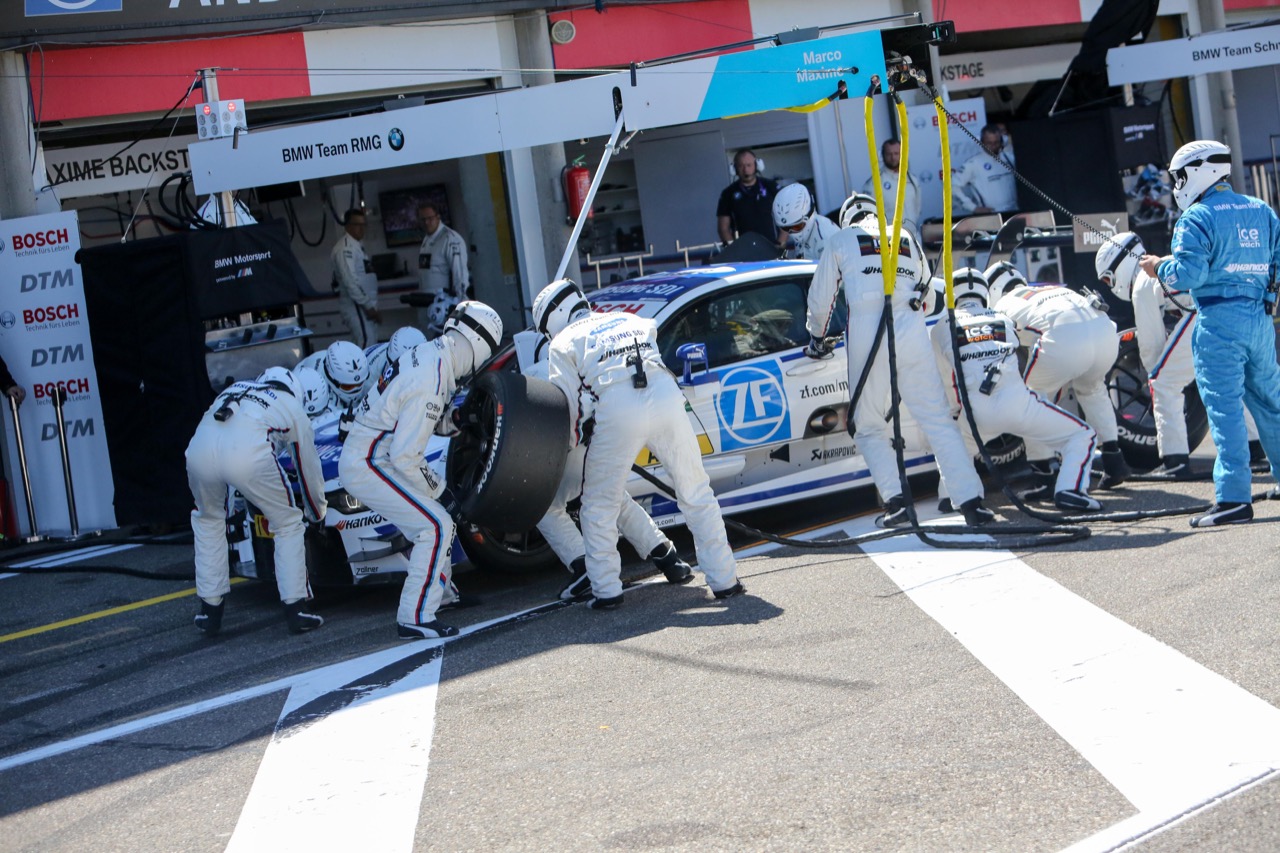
[1108,23,1280,86]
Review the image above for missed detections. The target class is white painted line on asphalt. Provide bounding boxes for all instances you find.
[4,543,140,570]
[800,514,1280,851]
[227,646,444,852]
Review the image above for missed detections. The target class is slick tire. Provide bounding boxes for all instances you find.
[1109,328,1208,472]
[447,369,570,532]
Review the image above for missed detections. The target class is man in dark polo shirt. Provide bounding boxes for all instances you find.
[716,149,779,245]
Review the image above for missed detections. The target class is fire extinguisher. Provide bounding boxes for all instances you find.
[563,156,592,224]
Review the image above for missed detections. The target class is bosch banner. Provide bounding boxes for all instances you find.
[0,211,116,536]
[904,97,987,223]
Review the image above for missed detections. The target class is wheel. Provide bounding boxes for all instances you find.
[976,432,1026,471]
[1109,328,1209,471]
[247,505,353,588]
[446,369,570,532]
[457,520,561,574]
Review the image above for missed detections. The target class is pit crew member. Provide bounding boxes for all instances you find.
[330,208,382,348]
[773,183,839,261]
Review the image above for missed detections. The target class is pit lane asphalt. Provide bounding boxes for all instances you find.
[1,460,1279,852]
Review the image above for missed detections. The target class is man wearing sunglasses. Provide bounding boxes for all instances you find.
[773,183,838,261]
[1139,140,1280,527]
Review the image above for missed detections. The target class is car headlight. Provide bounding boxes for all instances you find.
[327,488,368,514]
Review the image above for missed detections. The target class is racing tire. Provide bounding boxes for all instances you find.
[1109,328,1209,472]
[446,370,571,532]
[457,520,561,575]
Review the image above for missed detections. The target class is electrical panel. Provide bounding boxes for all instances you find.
[195,99,247,140]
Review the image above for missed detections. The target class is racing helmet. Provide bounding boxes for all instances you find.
[324,340,370,404]
[952,267,989,307]
[838,193,878,228]
[443,300,503,367]
[295,366,332,416]
[426,296,461,337]
[773,183,815,241]
[532,278,590,340]
[387,326,427,362]
[1169,140,1231,210]
[920,275,946,318]
[984,261,1028,304]
[1094,231,1146,303]
[257,366,302,399]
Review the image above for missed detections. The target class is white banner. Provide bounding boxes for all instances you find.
[1108,22,1280,86]
[42,136,197,200]
[903,98,988,224]
[0,211,116,536]
[938,44,1078,91]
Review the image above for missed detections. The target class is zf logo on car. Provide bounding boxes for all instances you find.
[714,362,791,451]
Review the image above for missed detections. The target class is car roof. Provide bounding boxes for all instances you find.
[585,260,815,318]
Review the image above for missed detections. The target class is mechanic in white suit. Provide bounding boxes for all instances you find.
[773,183,839,261]
[987,261,1129,491]
[528,279,695,601]
[329,208,382,348]
[339,301,502,639]
[931,269,1101,511]
[185,367,327,635]
[805,193,994,528]
[538,283,744,608]
[953,124,1018,215]
[861,138,922,235]
[416,202,471,330]
[296,340,373,424]
[365,326,427,386]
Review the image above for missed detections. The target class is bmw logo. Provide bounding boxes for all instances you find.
[912,116,927,130]
[388,128,404,151]
[0,311,14,329]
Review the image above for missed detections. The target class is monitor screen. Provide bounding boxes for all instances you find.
[379,184,450,247]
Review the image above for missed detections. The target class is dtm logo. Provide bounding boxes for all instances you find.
[714,361,791,451]
[25,0,122,16]
[388,128,405,151]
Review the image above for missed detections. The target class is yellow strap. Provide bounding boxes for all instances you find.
[863,92,893,297]
[935,96,955,309]
[886,97,909,296]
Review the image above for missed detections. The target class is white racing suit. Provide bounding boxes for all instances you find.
[331,232,380,348]
[782,214,840,261]
[1131,270,1259,457]
[995,284,1118,460]
[525,359,670,568]
[547,312,738,600]
[806,221,985,507]
[417,224,470,329]
[953,149,1018,214]
[861,169,922,235]
[338,340,458,626]
[931,305,1098,495]
[186,381,327,605]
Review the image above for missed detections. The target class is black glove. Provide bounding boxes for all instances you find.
[804,335,834,360]
[580,417,596,447]
[439,486,464,523]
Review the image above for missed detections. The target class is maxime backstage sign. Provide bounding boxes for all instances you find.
[43,136,196,200]
[1108,22,1280,86]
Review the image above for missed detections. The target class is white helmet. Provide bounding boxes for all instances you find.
[838,192,878,228]
[952,267,989,307]
[1094,231,1146,302]
[532,278,590,340]
[257,366,302,399]
[984,261,1028,304]
[921,276,946,318]
[773,183,815,240]
[387,326,427,362]
[425,296,461,337]
[443,300,503,367]
[295,366,332,416]
[324,340,370,405]
[1169,140,1231,210]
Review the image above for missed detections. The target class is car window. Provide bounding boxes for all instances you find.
[659,277,815,372]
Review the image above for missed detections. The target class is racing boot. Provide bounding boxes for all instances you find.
[587,593,624,610]
[1250,440,1269,473]
[1096,442,1131,490]
[650,543,694,585]
[937,497,954,514]
[712,580,747,599]
[874,495,909,528]
[1147,454,1194,481]
[959,497,995,526]
[1189,502,1253,528]
[1054,490,1102,513]
[397,619,459,639]
[283,599,324,634]
[1021,459,1058,502]
[194,598,224,636]
[559,557,592,602]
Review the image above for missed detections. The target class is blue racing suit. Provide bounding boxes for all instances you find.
[1156,182,1280,503]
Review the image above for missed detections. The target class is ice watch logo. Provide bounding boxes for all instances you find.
[714,362,790,451]
[388,128,405,151]
[26,0,122,16]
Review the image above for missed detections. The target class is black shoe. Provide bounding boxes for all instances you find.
[1249,440,1268,472]
[439,593,483,611]
[1054,490,1102,512]
[1189,502,1253,528]
[875,496,908,528]
[650,543,695,585]
[1022,459,1059,502]
[1097,446,1131,490]
[284,600,324,634]
[1147,454,1194,481]
[937,497,954,514]
[559,557,592,601]
[1266,485,1280,500]
[587,594,624,610]
[959,497,995,526]
[712,581,746,599]
[398,619,459,639]
[194,599,224,636]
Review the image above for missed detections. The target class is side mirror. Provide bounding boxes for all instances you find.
[676,342,709,385]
